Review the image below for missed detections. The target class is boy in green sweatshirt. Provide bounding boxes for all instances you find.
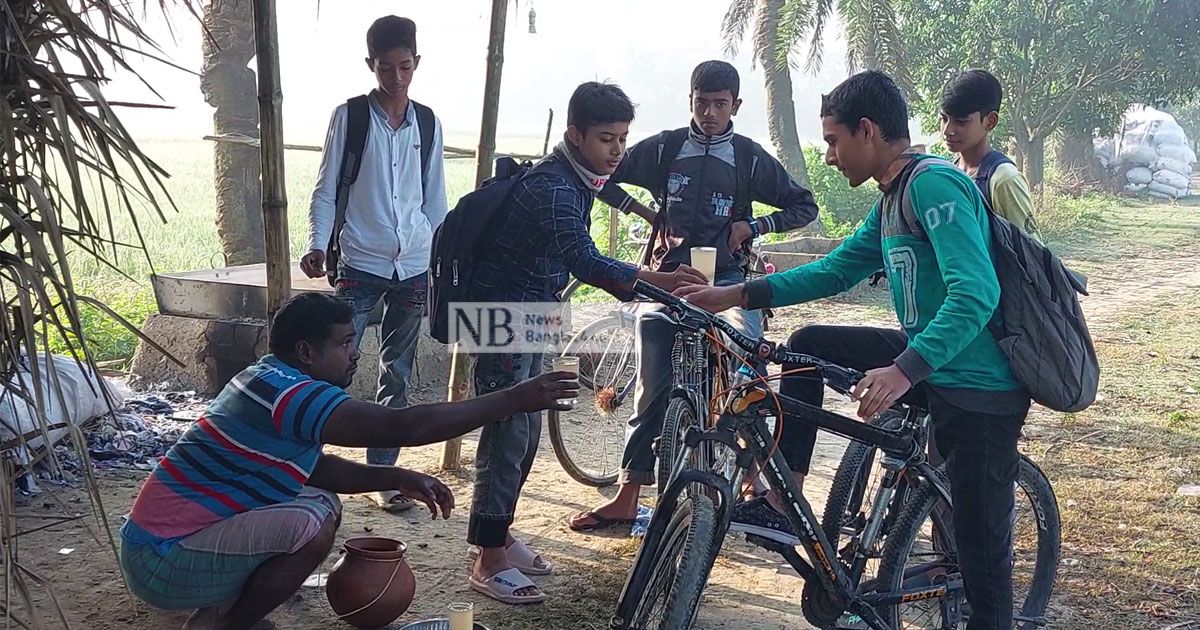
[679,71,1028,630]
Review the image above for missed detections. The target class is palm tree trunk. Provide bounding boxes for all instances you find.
[202,0,266,266]
[755,0,809,189]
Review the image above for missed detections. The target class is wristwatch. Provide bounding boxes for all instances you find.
[747,218,762,239]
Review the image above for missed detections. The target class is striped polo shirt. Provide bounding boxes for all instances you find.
[121,355,350,553]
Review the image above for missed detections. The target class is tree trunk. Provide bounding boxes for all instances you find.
[1055,129,1104,186]
[754,0,819,233]
[754,0,808,187]
[201,0,265,267]
[1013,126,1046,190]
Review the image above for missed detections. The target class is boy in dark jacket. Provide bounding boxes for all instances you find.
[468,82,704,605]
[569,61,819,531]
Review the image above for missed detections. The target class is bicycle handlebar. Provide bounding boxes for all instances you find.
[632,280,865,390]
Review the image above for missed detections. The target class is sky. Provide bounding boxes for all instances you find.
[104,0,929,152]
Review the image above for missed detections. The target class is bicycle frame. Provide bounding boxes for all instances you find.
[612,388,956,630]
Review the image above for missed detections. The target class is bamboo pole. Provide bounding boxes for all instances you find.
[542,108,554,156]
[444,0,510,471]
[251,0,289,318]
[609,207,619,257]
[473,0,508,186]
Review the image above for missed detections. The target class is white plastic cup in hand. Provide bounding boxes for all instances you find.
[691,246,717,285]
[551,356,580,408]
[448,602,474,630]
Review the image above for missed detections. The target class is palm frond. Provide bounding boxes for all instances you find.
[721,0,758,58]
[773,0,816,73]
[802,0,834,74]
[1,0,200,624]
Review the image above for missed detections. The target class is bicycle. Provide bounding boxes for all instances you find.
[545,222,650,487]
[611,280,1059,630]
[547,241,774,489]
[823,412,1060,629]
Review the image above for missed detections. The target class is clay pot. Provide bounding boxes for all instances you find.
[326,537,416,629]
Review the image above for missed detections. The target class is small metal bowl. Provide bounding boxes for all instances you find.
[397,619,490,630]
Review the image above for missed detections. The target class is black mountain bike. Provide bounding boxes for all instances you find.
[611,281,1059,630]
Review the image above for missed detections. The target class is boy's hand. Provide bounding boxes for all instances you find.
[300,250,327,278]
[640,265,708,291]
[851,364,912,420]
[674,284,744,313]
[729,220,754,251]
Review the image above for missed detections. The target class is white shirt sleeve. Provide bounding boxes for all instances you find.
[421,115,450,231]
[307,106,346,253]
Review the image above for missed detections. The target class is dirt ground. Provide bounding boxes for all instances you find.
[10,200,1200,630]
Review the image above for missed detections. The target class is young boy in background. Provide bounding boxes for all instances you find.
[939,69,1041,240]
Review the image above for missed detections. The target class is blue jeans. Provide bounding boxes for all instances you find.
[335,266,426,467]
[467,351,542,548]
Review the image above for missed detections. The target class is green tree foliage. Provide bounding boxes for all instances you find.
[900,0,1200,186]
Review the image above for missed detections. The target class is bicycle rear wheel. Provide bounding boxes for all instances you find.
[875,459,1061,629]
[875,481,961,629]
[548,314,636,487]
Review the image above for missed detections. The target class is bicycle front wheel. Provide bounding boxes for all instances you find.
[657,395,703,496]
[628,493,720,630]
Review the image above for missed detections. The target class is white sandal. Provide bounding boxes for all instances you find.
[468,567,545,605]
[469,540,553,576]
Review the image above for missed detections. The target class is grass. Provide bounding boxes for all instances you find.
[1028,300,1200,626]
[1016,208,1200,626]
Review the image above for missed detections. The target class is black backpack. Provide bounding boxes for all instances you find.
[325,95,435,286]
[895,157,1099,412]
[428,157,532,344]
[641,128,756,267]
[964,149,1010,213]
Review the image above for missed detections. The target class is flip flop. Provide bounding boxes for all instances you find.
[370,490,416,513]
[468,567,545,605]
[469,540,553,576]
[568,510,636,532]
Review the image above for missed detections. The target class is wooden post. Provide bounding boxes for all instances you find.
[609,206,619,257]
[251,0,289,318]
[439,345,472,470]
[444,0,510,471]
[473,0,508,186]
[542,108,554,156]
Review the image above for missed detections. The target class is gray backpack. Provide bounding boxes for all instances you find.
[895,157,1099,413]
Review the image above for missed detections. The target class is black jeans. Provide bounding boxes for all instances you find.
[780,325,1026,630]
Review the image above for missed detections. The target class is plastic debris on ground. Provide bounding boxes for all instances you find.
[630,504,654,538]
[86,391,207,470]
[37,390,208,481]
[302,573,328,588]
